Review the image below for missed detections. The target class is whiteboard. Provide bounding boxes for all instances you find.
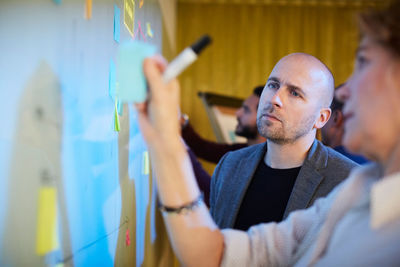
[0,0,176,266]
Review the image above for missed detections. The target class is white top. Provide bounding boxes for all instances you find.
[221,163,400,266]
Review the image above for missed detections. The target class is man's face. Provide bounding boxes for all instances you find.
[337,37,400,160]
[235,94,260,139]
[257,55,330,144]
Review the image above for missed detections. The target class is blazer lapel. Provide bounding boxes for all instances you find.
[223,143,267,228]
[283,140,327,219]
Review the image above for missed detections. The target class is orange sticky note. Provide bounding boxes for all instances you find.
[139,0,144,8]
[36,187,59,255]
[84,0,92,19]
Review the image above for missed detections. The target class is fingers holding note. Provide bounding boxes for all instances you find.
[136,56,181,147]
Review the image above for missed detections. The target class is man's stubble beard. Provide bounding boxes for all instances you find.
[257,109,316,145]
[235,124,259,140]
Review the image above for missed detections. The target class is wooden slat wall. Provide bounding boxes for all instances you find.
[175,1,382,173]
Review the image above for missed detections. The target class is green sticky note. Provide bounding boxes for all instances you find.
[142,151,149,175]
[116,41,157,103]
[228,130,236,142]
[114,100,120,132]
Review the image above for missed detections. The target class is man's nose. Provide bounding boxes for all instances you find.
[236,107,243,118]
[271,89,283,107]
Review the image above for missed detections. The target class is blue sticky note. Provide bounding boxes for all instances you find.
[53,0,62,4]
[117,99,123,115]
[114,5,121,43]
[109,59,116,100]
[116,41,157,103]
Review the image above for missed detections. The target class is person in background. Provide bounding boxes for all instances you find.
[185,86,266,206]
[182,86,266,164]
[186,147,212,206]
[321,84,369,164]
[135,0,400,265]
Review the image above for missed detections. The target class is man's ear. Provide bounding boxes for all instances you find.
[314,107,331,129]
[332,110,344,126]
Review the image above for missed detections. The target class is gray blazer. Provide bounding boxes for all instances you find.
[209,140,358,229]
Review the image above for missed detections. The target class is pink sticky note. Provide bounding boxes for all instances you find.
[134,21,146,41]
[125,229,131,246]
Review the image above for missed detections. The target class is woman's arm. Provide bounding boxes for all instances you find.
[136,57,224,266]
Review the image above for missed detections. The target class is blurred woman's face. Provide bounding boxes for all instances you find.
[337,36,400,163]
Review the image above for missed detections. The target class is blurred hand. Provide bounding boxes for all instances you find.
[135,55,182,148]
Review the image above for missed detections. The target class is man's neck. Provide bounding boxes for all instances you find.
[265,133,316,169]
[247,135,267,146]
[330,128,344,148]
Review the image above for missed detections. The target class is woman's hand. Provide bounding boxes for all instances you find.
[135,55,182,149]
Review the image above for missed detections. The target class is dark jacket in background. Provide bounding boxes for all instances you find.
[182,123,246,164]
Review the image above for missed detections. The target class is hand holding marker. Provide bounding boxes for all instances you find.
[136,36,212,141]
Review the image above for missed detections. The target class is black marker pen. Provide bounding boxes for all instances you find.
[162,35,212,82]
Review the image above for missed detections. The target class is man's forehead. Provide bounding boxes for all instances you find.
[268,57,327,91]
[268,65,309,89]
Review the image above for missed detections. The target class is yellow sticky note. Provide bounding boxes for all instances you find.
[142,151,149,175]
[146,23,153,38]
[36,187,59,255]
[84,0,92,19]
[114,100,120,132]
[124,0,135,38]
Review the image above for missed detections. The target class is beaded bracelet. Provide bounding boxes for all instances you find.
[159,194,203,215]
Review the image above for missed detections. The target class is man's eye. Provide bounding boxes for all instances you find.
[267,83,278,89]
[356,55,369,69]
[291,90,300,97]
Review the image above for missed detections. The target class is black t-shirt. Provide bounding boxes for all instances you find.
[233,160,301,231]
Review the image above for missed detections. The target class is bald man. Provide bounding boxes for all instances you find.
[210,53,358,230]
